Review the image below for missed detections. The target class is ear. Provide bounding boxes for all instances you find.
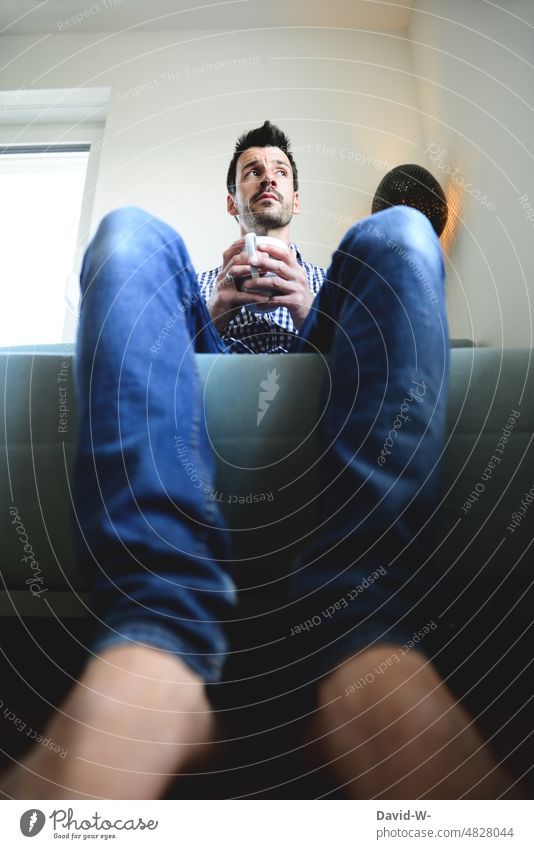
[292,190,300,216]
[227,193,238,218]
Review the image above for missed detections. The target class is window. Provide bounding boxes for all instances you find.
[0,144,90,347]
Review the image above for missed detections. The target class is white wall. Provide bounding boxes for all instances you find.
[3,10,531,344]
[410,0,534,347]
[0,28,423,272]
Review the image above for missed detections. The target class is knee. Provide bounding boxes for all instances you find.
[347,205,441,268]
[93,206,160,251]
[350,205,435,247]
[385,206,441,266]
[81,207,186,287]
[317,644,428,717]
[342,206,444,305]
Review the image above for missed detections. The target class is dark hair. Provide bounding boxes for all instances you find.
[226,120,298,194]
[372,164,448,237]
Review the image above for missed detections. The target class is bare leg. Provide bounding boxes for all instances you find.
[1,645,214,800]
[310,645,519,799]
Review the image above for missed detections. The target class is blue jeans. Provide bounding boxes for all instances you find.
[74,205,448,685]
[290,208,448,681]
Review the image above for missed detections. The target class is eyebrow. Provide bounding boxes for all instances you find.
[241,159,289,170]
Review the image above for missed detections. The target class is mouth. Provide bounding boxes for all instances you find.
[256,193,280,203]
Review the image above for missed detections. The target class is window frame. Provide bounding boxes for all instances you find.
[0,121,105,343]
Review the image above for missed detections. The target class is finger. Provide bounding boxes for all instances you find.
[231,251,250,266]
[251,253,295,280]
[232,290,275,306]
[227,262,254,280]
[218,260,252,288]
[223,253,252,277]
[255,242,292,262]
[242,276,293,294]
[221,239,246,267]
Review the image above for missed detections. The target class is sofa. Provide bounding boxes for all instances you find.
[1,345,534,797]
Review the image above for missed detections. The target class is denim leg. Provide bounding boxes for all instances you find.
[74,206,235,683]
[291,206,449,678]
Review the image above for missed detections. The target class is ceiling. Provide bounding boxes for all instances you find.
[0,0,413,36]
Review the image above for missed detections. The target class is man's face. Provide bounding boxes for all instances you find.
[228,145,299,233]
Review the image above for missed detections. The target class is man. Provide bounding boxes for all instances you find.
[1,122,516,800]
[199,121,325,349]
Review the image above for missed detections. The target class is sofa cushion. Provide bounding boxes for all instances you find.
[1,348,533,616]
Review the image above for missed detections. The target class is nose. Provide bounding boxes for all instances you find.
[260,170,277,189]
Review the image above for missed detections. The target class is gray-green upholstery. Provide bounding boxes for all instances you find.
[1,348,534,619]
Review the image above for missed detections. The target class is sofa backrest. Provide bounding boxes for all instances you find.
[1,349,533,617]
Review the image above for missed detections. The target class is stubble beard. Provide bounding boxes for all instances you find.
[237,197,294,235]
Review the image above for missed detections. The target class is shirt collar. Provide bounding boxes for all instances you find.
[289,241,303,263]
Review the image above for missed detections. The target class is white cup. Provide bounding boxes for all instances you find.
[243,233,286,314]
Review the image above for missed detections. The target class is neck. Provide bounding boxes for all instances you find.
[240,223,292,245]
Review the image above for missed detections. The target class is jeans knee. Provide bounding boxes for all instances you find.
[347,206,436,254]
[82,207,187,290]
[94,206,159,249]
[342,206,444,304]
[382,206,439,259]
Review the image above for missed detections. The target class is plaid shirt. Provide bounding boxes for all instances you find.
[197,243,327,353]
